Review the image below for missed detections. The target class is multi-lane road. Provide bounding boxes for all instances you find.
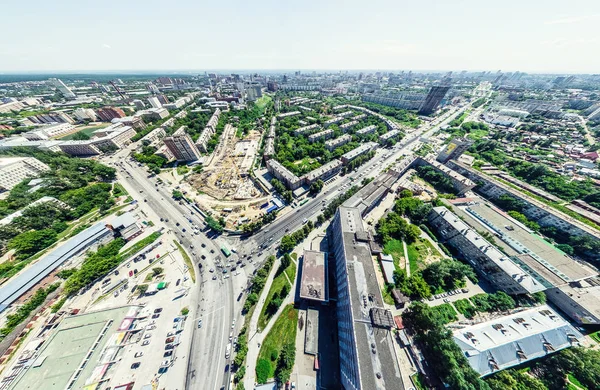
[103,94,479,390]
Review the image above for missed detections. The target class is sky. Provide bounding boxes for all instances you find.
[1,0,599,73]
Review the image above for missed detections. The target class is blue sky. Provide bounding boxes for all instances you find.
[1,0,599,73]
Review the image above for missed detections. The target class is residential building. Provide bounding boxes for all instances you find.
[418,85,450,115]
[23,123,76,140]
[325,134,352,151]
[356,125,377,136]
[140,127,166,145]
[308,129,334,143]
[379,129,401,143]
[138,107,169,120]
[26,112,75,125]
[49,78,76,99]
[0,157,50,192]
[133,99,146,110]
[164,127,202,162]
[294,124,320,136]
[340,142,377,164]
[324,117,343,128]
[266,159,302,190]
[148,96,162,109]
[453,305,581,377]
[339,120,358,132]
[58,141,102,156]
[303,160,342,184]
[196,108,221,152]
[331,206,403,390]
[96,106,126,122]
[436,137,472,163]
[277,111,301,119]
[428,206,546,294]
[111,115,147,130]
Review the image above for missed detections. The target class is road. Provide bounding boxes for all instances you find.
[236,103,471,258]
[106,147,247,390]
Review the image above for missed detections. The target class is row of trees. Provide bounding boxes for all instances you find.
[416,165,457,194]
[270,178,293,203]
[242,255,276,313]
[240,211,277,234]
[205,215,225,233]
[132,145,168,173]
[280,221,314,252]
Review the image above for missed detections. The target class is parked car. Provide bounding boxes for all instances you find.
[165,336,175,344]
[131,362,141,369]
[154,308,163,313]
[164,351,173,358]
[142,340,150,346]
[134,352,143,358]
[165,344,175,350]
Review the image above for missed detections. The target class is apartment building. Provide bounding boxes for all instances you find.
[308,129,333,143]
[140,127,166,146]
[96,106,126,122]
[339,120,358,132]
[266,159,302,190]
[294,124,320,136]
[356,125,377,136]
[325,134,352,151]
[0,157,50,192]
[58,141,102,156]
[23,123,76,140]
[379,129,401,142]
[303,160,342,184]
[111,116,147,130]
[196,108,221,152]
[340,142,378,164]
[164,127,202,162]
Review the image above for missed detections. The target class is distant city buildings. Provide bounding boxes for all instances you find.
[96,106,126,122]
[418,85,451,115]
[49,78,76,99]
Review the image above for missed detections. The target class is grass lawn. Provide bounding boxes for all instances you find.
[256,305,298,383]
[467,128,489,140]
[258,261,294,331]
[406,237,443,273]
[411,373,428,390]
[255,95,273,113]
[383,239,405,271]
[173,240,196,282]
[589,331,600,344]
[59,124,107,140]
[567,373,587,390]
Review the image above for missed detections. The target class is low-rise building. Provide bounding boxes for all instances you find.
[299,250,328,303]
[339,120,358,132]
[294,124,320,136]
[308,129,334,143]
[140,127,166,145]
[58,140,102,156]
[0,157,50,192]
[379,129,401,142]
[356,125,377,136]
[23,123,76,140]
[325,134,352,151]
[111,115,146,130]
[266,159,302,190]
[277,111,301,119]
[340,142,377,164]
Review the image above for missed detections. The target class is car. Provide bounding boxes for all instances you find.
[152,313,160,319]
[164,350,173,358]
[201,255,206,260]
[176,279,181,286]
[209,268,215,273]
[443,298,450,303]
[160,217,164,221]
[131,362,141,369]
[223,269,228,274]
[201,243,206,248]
[212,275,217,280]
[176,222,180,226]
[142,340,150,346]
[114,270,119,275]
[210,249,215,253]
[237,292,243,301]
[182,228,186,232]
[165,344,175,350]
[144,333,152,339]
[165,218,169,222]
[166,336,175,344]
[198,319,203,328]
[134,352,143,358]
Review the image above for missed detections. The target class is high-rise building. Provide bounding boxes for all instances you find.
[132,99,146,110]
[418,85,450,115]
[96,106,126,122]
[267,81,278,92]
[163,127,202,162]
[436,137,472,163]
[156,94,170,105]
[49,78,76,99]
[148,97,162,109]
[147,84,160,94]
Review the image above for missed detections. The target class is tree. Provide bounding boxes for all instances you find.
[8,228,57,259]
[172,190,184,200]
[255,359,271,384]
[152,267,164,276]
[309,179,324,195]
[137,284,149,294]
[280,235,296,252]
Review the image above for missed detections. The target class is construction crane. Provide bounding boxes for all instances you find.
[109,80,127,101]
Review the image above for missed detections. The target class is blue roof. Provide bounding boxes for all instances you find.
[0,222,111,312]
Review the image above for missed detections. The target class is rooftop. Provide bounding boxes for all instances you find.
[336,206,403,390]
[453,305,582,376]
[299,250,328,302]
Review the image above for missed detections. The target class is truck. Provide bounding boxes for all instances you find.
[221,245,231,257]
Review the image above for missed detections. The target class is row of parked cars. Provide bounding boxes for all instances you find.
[429,288,469,301]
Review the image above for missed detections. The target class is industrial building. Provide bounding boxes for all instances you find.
[331,206,403,390]
[453,305,582,377]
[0,157,50,192]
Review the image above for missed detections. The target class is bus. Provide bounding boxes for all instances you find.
[221,245,231,257]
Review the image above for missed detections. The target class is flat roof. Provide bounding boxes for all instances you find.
[9,306,139,390]
[453,305,582,376]
[335,206,403,390]
[300,250,328,302]
[431,207,545,293]
[460,202,596,283]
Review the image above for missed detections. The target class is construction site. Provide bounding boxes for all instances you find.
[185,124,270,229]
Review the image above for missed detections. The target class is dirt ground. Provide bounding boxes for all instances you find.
[186,126,268,229]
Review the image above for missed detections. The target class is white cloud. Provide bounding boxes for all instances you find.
[545,14,600,25]
[102,43,112,49]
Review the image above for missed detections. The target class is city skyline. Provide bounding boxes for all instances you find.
[2,0,599,73]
